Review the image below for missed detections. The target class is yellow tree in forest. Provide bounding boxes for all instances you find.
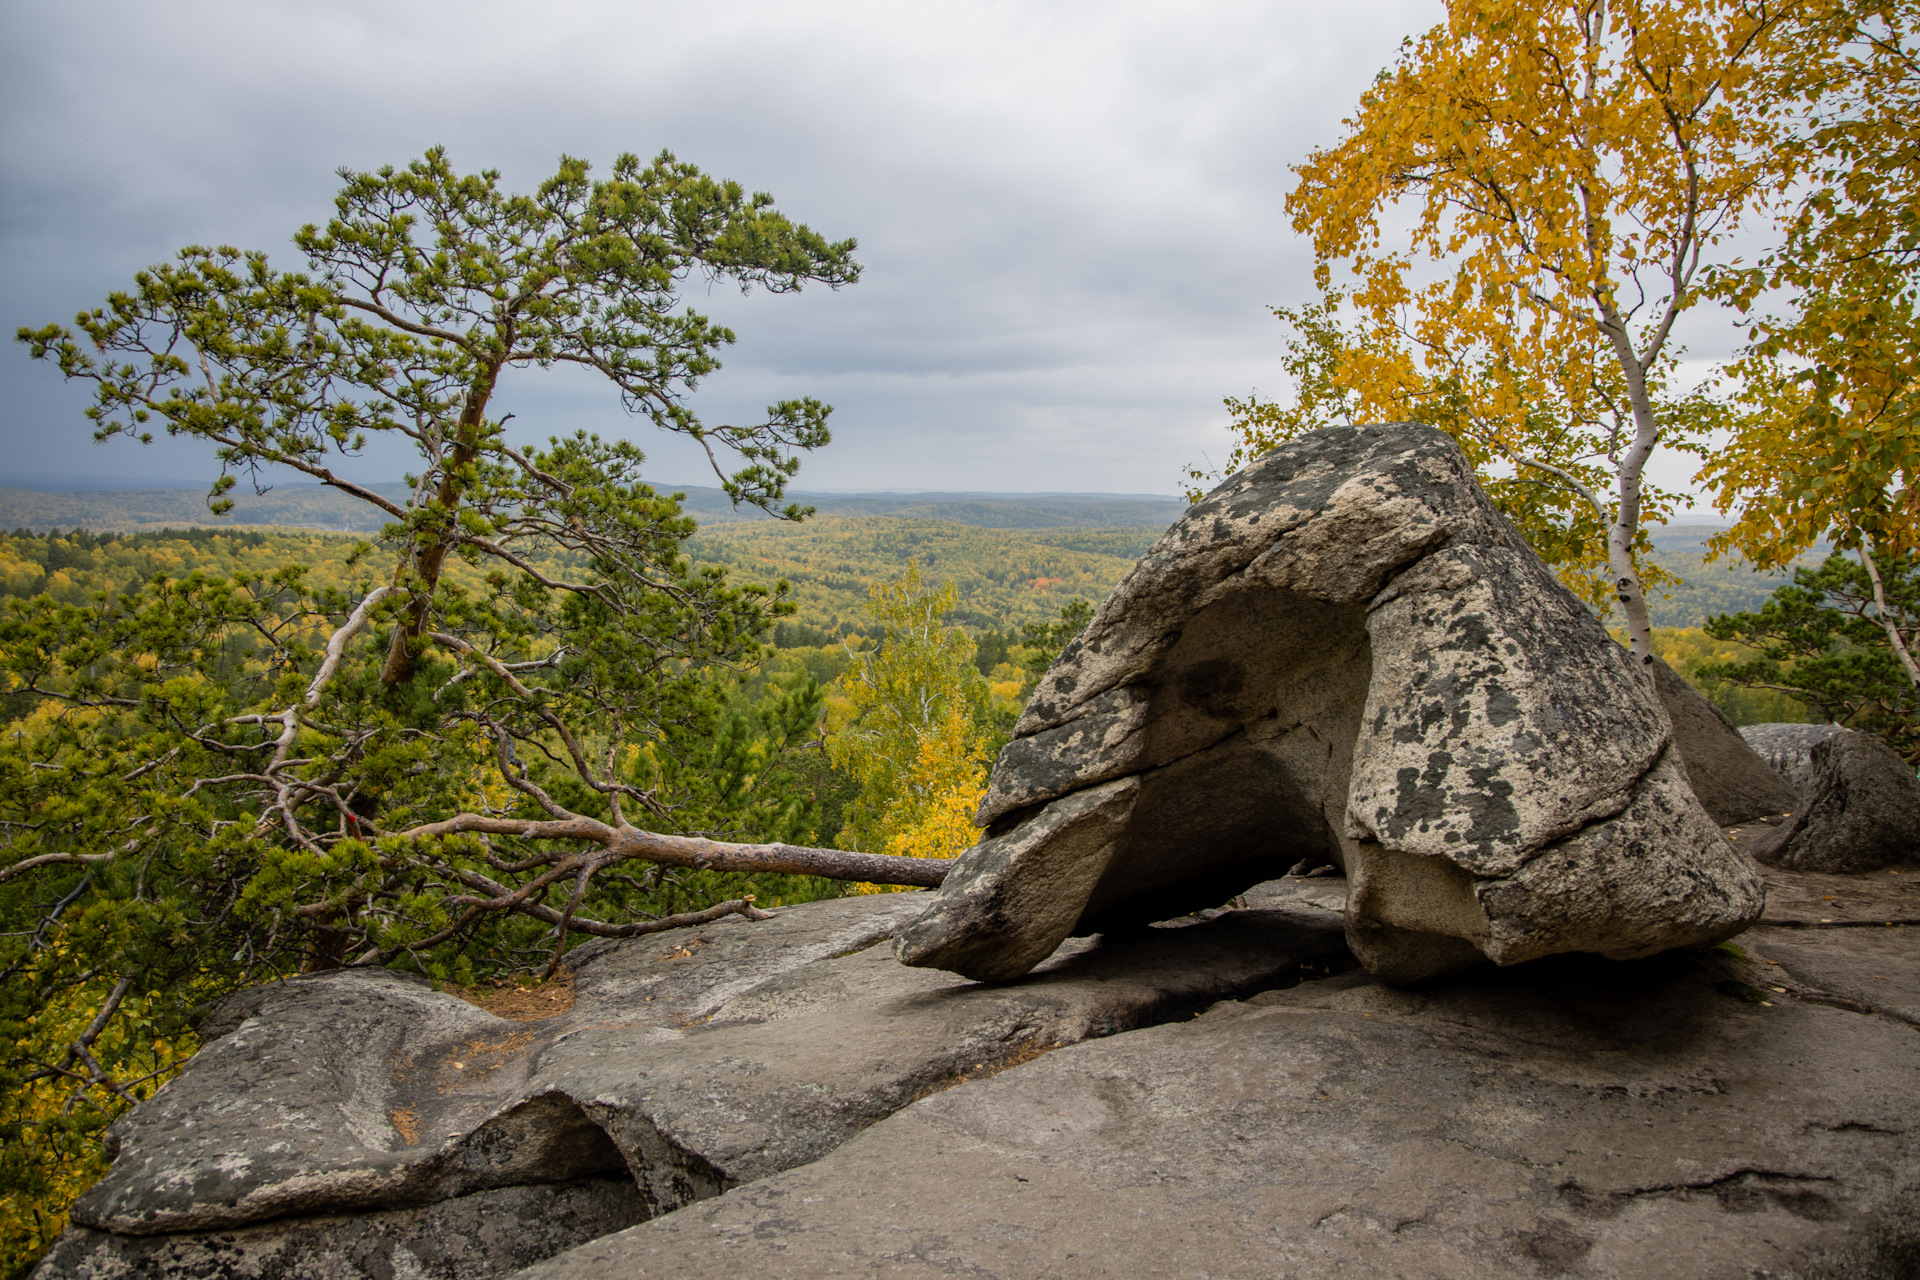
[823,562,993,868]
[1705,0,1920,683]
[1238,0,1806,658]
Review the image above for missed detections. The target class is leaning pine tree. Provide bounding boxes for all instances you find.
[1,149,947,1254]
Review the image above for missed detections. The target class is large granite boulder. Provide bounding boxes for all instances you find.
[1650,657,1798,824]
[897,423,1764,984]
[41,891,1353,1279]
[1739,723,1920,872]
[517,870,1920,1280]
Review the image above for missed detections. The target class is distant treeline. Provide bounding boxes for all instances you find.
[0,482,1190,536]
[2,519,1814,644]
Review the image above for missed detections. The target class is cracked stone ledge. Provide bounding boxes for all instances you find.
[513,894,1920,1280]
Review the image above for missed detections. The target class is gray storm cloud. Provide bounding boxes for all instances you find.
[2,0,1445,494]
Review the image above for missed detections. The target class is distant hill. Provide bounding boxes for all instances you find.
[0,478,1828,629]
[0,483,412,534]
[685,517,1156,631]
[692,490,1192,529]
[0,472,213,492]
[0,480,1189,536]
[1643,524,1828,629]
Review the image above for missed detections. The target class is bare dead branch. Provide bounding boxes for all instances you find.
[0,851,117,886]
[392,812,953,888]
[305,586,403,710]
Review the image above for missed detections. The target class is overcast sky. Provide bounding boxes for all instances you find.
[3,0,1720,503]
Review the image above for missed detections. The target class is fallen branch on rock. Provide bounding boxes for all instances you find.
[345,818,953,972]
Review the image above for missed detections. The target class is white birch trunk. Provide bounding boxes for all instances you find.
[1860,534,1920,688]
[1601,337,1661,666]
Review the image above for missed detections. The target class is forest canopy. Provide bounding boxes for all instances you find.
[10,2,1920,1268]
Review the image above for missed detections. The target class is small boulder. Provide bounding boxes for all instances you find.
[1740,721,1847,796]
[1649,657,1797,824]
[1739,723,1920,873]
[896,424,1764,985]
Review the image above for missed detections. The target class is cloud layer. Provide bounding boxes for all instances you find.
[2,0,1469,495]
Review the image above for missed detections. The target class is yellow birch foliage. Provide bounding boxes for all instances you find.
[823,563,991,883]
[1247,0,1807,647]
[1707,0,1920,566]
[879,709,992,863]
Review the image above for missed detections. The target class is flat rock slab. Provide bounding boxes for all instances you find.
[49,893,1354,1279]
[518,929,1920,1280]
[1242,872,1348,916]
[1742,925,1920,1028]
[1747,861,1920,926]
[69,894,932,1238]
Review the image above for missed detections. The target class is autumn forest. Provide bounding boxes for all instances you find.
[6,0,1920,1272]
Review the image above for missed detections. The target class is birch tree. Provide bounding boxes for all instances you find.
[1248,0,1804,659]
[823,562,994,864]
[1704,0,1920,687]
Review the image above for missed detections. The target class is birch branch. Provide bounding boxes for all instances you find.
[1859,533,1920,687]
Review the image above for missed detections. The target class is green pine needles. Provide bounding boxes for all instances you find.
[1702,550,1920,763]
[2,148,895,1267]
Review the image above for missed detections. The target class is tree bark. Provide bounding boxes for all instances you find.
[1859,534,1920,688]
[1601,326,1662,665]
[381,367,501,685]
[611,829,954,886]
[400,812,955,888]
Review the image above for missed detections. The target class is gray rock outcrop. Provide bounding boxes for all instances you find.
[517,871,1920,1280]
[43,891,1353,1279]
[41,867,1919,1280]
[1650,657,1798,824]
[897,423,1764,984]
[1742,722,1848,796]
[1739,723,1920,872]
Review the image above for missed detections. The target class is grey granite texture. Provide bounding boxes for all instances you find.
[902,423,1762,984]
[519,898,1920,1280]
[1738,725,1920,872]
[38,1179,642,1280]
[41,891,1353,1278]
